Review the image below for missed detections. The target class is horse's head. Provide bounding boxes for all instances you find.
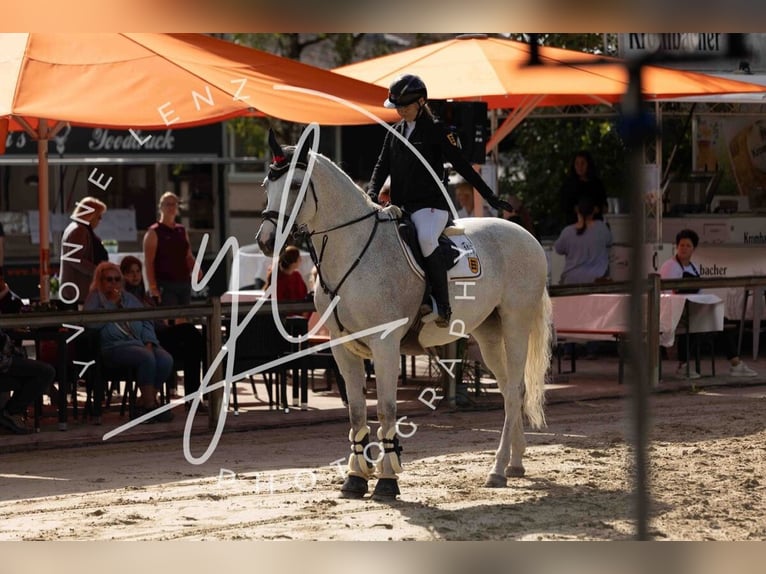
[256,128,316,256]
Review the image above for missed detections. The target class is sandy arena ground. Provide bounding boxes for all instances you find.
[1,384,764,541]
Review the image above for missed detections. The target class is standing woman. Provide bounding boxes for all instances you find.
[367,73,512,327]
[59,196,109,306]
[143,191,196,306]
[558,150,608,229]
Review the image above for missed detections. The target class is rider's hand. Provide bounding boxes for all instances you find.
[487,196,514,214]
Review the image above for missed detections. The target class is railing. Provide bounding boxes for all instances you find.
[0,299,315,428]
[3,275,765,427]
[549,275,766,386]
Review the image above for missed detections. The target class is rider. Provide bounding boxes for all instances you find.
[367,73,513,327]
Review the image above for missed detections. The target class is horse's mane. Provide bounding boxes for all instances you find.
[281,146,379,211]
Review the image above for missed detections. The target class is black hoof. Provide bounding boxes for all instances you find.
[505,465,525,478]
[371,478,400,500]
[484,473,507,488]
[339,475,368,499]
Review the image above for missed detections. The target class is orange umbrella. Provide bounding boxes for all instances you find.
[0,33,398,301]
[335,34,766,151]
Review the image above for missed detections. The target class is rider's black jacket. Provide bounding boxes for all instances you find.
[367,109,497,214]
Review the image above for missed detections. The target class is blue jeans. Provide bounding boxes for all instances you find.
[102,344,173,390]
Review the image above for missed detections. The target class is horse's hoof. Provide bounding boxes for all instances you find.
[505,465,525,478]
[484,473,508,488]
[371,478,400,500]
[339,475,368,499]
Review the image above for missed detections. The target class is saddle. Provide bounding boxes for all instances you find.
[390,210,483,284]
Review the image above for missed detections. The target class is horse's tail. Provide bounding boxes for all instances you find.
[523,287,552,429]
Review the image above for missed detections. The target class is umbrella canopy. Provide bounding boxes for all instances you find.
[334,34,766,109]
[335,34,766,152]
[1,33,396,128]
[0,33,398,301]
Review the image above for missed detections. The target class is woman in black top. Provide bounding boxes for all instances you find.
[367,74,512,327]
[558,150,608,229]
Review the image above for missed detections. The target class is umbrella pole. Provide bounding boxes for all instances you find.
[38,120,50,304]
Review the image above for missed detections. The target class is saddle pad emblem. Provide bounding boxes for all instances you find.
[448,235,482,280]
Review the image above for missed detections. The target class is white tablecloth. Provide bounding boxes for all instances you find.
[552,293,724,347]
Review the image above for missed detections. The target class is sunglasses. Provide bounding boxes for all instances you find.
[103,276,122,283]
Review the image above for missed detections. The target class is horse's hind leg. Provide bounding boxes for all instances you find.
[472,313,529,488]
[333,345,373,499]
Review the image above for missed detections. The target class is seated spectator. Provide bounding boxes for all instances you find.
[264,246,309,302]
[454,176,496,218]
[84,262,173,422]
[120,255,205,412]
[500,194,536,238]
[659,228,757,379]
[0,270,23,314]
[0,328,55,434]
[555,196,613,360]
[554,196,612,285]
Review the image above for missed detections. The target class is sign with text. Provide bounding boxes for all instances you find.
[4,124,223,156]
[617,33,764,71]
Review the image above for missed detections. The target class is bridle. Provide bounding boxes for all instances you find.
[264,132,396,332]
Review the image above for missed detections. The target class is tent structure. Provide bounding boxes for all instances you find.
[334,34,766,154]
[0,33,398,301]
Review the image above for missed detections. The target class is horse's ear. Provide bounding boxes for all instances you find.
[268,129,285,163]
[296,131,314,167]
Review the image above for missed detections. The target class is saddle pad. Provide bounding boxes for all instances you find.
[394,223,482,281]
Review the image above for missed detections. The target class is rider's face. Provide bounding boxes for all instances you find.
[396,100,421,122]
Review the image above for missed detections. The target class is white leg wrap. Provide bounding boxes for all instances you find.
[347,426,374,480]
[376,426,403,479]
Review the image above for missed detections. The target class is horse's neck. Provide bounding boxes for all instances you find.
[308,159,380,282]
[308,158,373,232]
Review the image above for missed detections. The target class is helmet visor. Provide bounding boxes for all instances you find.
[384,92,423,109]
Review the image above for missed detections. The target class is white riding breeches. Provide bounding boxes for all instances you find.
[411,207,449,258]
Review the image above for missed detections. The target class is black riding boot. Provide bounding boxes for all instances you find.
[423,251,452,328]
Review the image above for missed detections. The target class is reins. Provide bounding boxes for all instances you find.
[304,209,394,333]
[267,156,397,333]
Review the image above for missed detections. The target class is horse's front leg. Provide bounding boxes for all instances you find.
[369,341,404,499]
[332,344,373,499]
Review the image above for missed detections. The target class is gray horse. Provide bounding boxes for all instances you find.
[256,129,552,499]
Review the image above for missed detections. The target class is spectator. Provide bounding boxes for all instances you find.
[120,255,205,412]
[500,194,536,238]
[143,191,196,306]
[659,228,757,379]
[264,246,309,302]
[84,262,173,422]
[558,150,608,229]
[0,269,23,314]
[554,196,613,360]
[0,328,55,434]
[554,197,612,285]
[59,197,109,307]
[453,176,495,218]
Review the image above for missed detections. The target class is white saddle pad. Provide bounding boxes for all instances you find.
[395,225,482,281]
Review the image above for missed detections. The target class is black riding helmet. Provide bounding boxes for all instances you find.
[384,74,427,108]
